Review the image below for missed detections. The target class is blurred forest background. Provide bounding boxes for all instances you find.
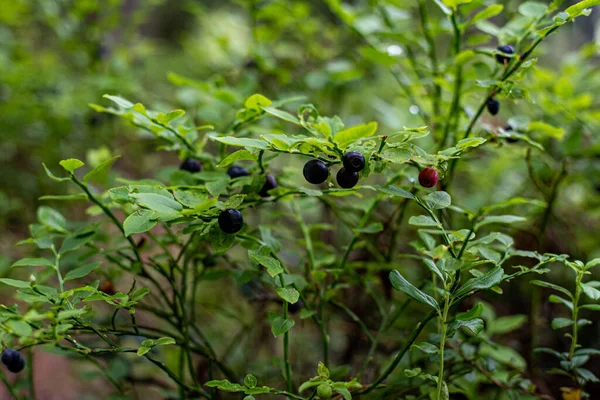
[1,0,599,398]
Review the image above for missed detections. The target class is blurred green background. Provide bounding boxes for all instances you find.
[1,0,600,397]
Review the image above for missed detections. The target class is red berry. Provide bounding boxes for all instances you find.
[418,167,439,188]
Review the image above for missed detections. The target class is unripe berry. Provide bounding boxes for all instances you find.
[303,160,329,184]
[343,151,365,173]
[180,157,202,173]
[418,167,439,188]
[487,98,500,116]
[1,349,25,373]
[336,168,359,189]
[218,209,244,234]
[259,175,278,197]
[495,44,514,64]
[317,383,332,399]
[227,165,249,179]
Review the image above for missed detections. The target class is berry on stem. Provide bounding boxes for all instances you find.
[259,175,278,197]
[343,151,365,173]
[227,165,249,179]
[288,299,303,314]
[1,349,25,373]
[487,98,500,116]
[218,209,244,234]
[336,168,359,189]
[317,383,332,399]
[180,157,202,173]
[418,167,439,188]
[303,160,329,184]
[495,44,514,64]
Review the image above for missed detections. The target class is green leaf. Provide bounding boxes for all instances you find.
[376,185,415,199]
[518,1,548,17]
[250,254,283,277]
[131,193,182,214]
[564,0,600,17]
[475,215,526,230]
[469,4,503,25]
[531,280,573,299]
[412,342,439,354]
[59,159,84,173]
[217,150,257,168]
[64,262,101,281]
[334,122,378,148]
[488,314,527,335]
[409,215,439,227]
[455,266,504,297]
[245,94,272,110]
[42,163,70,182]
[268,312,295,337]
[551,317,573,329]
[585,258,600,270]
[6,320,33,337]
[244,374,258,389]
[261,106,300,124]
[38,206,67,232]
[137,346,152,356]
[389,270,440,311]
[155,337,176,346]
[104,94,134,108]
[57,309,88,321]
[529,121,565,141]
[0,278,31,288]
[276,287,300,304]
[123,209,158,237]
[205,380,246,392]
[353,222,383,234]
[580,282,600,300]
[424,191,451,209]
[60,231,96,254]
[11,258,54,268]
[39,194,88,201]
[211,136,269,150]
[84,155,121,184]
[318,361,330,379]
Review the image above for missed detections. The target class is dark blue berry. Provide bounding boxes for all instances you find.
[259,175,278,197]
[218,209,244,234]
[2,349,24,373]
[336,168,359,189]
[496,45,514,64]
[303,160,329,184]
[180,158,202,173]
[343,151,365,173]
[227,165,249,179]
[487,98,500,116]
[288,299,303,314]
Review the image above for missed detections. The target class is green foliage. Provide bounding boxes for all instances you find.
[1,0,600,399]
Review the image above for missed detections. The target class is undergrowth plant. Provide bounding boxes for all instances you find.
[1,1,599,399]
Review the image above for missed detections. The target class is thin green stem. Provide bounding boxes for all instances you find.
[569,272,582,359]
[418,0,441,120]
[436,297,450,400]
[279,274,293,393]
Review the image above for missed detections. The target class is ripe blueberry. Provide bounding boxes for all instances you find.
[343,151,365,173]
[227,165,249,179]
[317,383,332,399]
[487,98,500,116]
[336,168,359,189]
[180,157,202,173]
[218,209,244,234]
[418,167,439,188]
[303,160,329,184]
[496,45,514,64]
[259,175,278,197]
[288,299,303,314]
[1,349,25,373]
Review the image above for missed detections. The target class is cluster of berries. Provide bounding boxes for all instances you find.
[2,349,24,373]
[303,151,365,189]
[179,145,442,234]
[487,45,515,117]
